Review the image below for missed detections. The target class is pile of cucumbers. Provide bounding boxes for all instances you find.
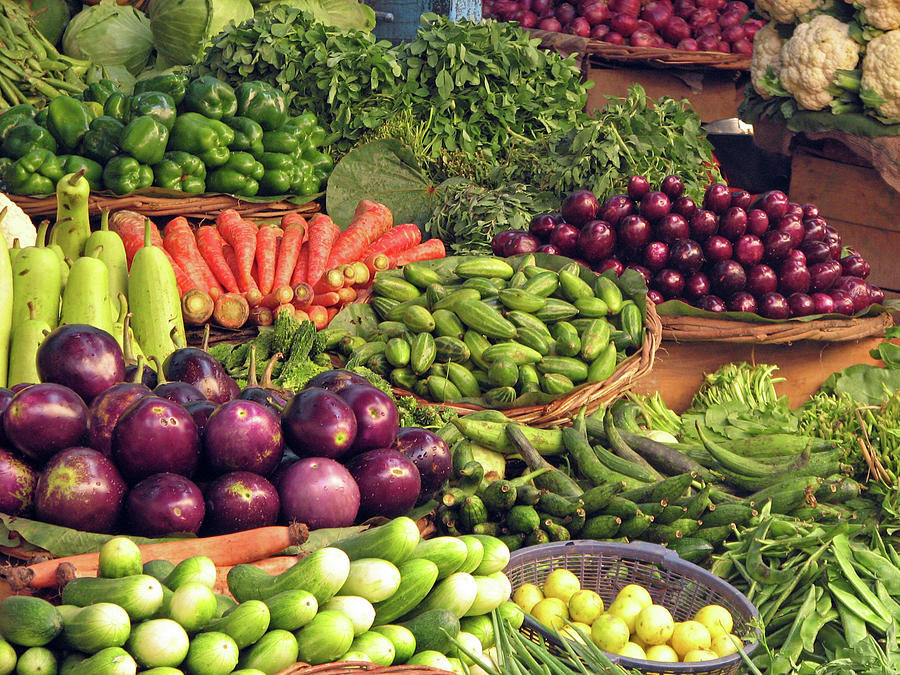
[342,255,646,406]
[434,409,863,565]
[0,518,523,675]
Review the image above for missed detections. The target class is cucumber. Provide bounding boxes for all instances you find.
[456,536,485,575]
[403,262,442,289]
[536,356,589,383]
[482,342,542,365]
[700,503,757,528]
[227,547,350,604]
[142,559,175,583]
[579,483,625,515]
[455,258,515,280]
[487,358,518,388]
[400,609,460,653]
[534,298,578,322]
[621,473,694,504]
[481,479,517,513]
[295,611,355,666]
[470,535,510,575]
[183,631,239,675]
[204,600,270,649]
[498,288,547,313]
[411,573,478,619]
[15,647,56,675]
[407,651,454,670]
[0,596,62,647]
[0,639,14,675]
[603,497,640,520]
[63,602,131,654]
[348,631,396,666]
[410,332,436,375]
[237,629,300,673]
[507,505,541,534]
[403,305,436,333]
[322,596,376,635]
[580,515,622,539]
[61,575,164,622]
[454,300,517,340]
[434,336,470,363]
[669,538,714,564]
[465,575,509,616]
[126,619,189,669]
[372,624,417,664]
[373,276,421,302]
[164,556,216,591]
[618,512,654,540]
[433,309,465,339]
[98,537,143,579]
[65,647,135,675]
[340,559,402,603]
[372,558,439,625]
[263,590,318,631]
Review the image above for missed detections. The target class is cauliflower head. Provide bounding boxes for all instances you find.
[780,15,861,110]
[750,23,786,99]
[851,0,900,30]
[861,29,900,121]
[0,192,35,248]
[755,0,825,23]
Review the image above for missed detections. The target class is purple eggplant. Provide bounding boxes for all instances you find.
[183,400,218,436]
[281,388,357,459]
[394,427,451,498]
[203,399,284,476]
[346,447,422,520]
[34,447,127,533]
[152,357,207,404]
[87,382,152,457]
[126,472,206,536]
[278,457,360,529]
[36,324,125,404]
[3,383,89,463]
[305,370,371,394]
[204,471,280,534]
[112,396,201,483]
[238,348,287,415]
[335,384,399,454]
[0,389,13,448]
[163,348,239,405]
[0,449,37,516]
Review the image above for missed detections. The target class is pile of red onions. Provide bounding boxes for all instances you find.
[483,0,766,54]
[492,176,885,319]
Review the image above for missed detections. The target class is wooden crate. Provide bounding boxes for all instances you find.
[631,333,886,412]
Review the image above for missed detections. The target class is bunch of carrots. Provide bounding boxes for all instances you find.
[108,201,446,330]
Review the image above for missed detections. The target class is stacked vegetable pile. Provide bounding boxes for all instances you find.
[493,174,886,319]
[745,0,900,129]
[484,0,766,54]
[0,74,333,197]
[347,254,647,406]
[0,518,524,674]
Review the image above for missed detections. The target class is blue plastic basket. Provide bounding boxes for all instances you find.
[366,0,482,42]
[503,540,760,675]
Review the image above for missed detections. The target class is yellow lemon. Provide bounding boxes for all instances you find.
[617,642,647,660]
[683,648,719,662]
[590,614,630,653]
[531,597,569,630]
[561,622,592,645]
[644,644,679,663]
[711,633,743,657]
[542,569,581,603]
[568,590,605,624]
[513,583,544,613]
[694,605,734,638]
[670,620,712,658]
[606,597,645,633]
[634,605,675,646]
[630,633,648,649]
[615,584,653,609]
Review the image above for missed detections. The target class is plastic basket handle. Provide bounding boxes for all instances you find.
[618,540,685,565]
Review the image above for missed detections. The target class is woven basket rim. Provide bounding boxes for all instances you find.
[660,310,893,344]
[274,662,456,674]
[393,301,662,428]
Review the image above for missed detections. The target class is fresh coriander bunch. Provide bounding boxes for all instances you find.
[198,5,406,153]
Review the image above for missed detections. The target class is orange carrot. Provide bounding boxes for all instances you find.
[110,211,194,295]
[313,292,340,307]
[307,304,329,330]
[260,285,295,309]
[249,304,275,327]
[337,264,357,287]
[212,292,251,329]
[9,524,310,591]
[325,200,393,271]
[337,286,357,304]
[391,239,446,267]
[305,214,341,288]
[364,223,421,259]
[196,226,240,294]
[326,307,339,323]
[163,217,223,298]
[274,219,307,290]
[312,269,345,294]
[363,253,391,277]
[222,243,240,284]
[217,215,259,294]
[274,303,295,318]
[291,240,310,287]
[255,225,279,295]
[291,282,314,310]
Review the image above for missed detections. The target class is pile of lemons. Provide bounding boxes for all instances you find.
[512,569,749,663]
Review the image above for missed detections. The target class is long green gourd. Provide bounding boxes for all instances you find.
[50,169,91,261]
[0,230,13,388]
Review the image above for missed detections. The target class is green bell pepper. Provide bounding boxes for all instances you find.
[103,92,129,123]
[302,147,333,174]
[258,152,297,196]
[84,102,104,120]
[234,81,287,131]
[198,145,230,168]
[292,158,318,196]
[102,155,153,195]
[206,151,264,197]
[82,79,120,106]
[307,124,328,148]
[207,119,235,148]
[34,108,48,127]
[58,155,103,191]
[46,95,92,152]
[78,116,123,164]
[261,130,299,156]
[153,151,206,194]
[2,121,57,159]
[128,92,177,131]
[283,112,318,135]
[182,76,237,120]
[3,148,64,195]
[168,112,225,155]
[227,116,264,157]
[133,73,189,106]
[0,105,35,143]
[120,116,168,166]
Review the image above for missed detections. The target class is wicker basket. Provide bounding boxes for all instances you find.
[660,310,894,344]
[275,663,455,675]
[528,29,751,71]
[392,301,662,428]
[504,540,759,675]
[9,192,320,221]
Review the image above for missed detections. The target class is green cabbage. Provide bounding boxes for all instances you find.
[150,0,254,68]
[61,0,154,76]
[257,0,375,31]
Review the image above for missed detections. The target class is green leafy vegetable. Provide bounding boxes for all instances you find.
[150,0,254,68]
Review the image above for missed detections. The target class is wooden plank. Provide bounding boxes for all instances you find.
[789,152,900,227]
[631,335,885,412]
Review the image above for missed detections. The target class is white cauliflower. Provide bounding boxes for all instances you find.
[755,0,826,24]
[779,15,861,110]
[850,0,900,30]
[0,192,35,248]
[750,23,786,99]
[861,29,900,121]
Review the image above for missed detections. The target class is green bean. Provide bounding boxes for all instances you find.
[828,582,889,633]
[763,538,832,624]
[800,591,836,653]
[834,596,869,647]
[832,534,892,625]
[852,545,900,595]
